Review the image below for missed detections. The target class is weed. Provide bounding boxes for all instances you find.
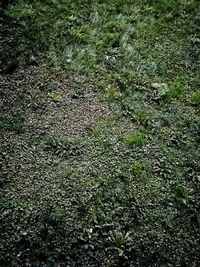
[137,112,150,126]
[140,61,159,76]
[43,134,83,157]
[28,90,40,107]
[191,90,200,105]
[123,132,146,147]
[152,82,169,100]
[108,230,130,248]
[103,85,121,101]
[167,80,183,99]
[172,183,190,205]
[30,90,39,102]
[152,80,182,101]
[91,126,103,138]
[132,162,143,176]
[91,116,114,137]
[43,134,59,149]
[48,92,60,103]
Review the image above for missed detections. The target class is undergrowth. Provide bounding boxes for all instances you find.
[0,0,200,266]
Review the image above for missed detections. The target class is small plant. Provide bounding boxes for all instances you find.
[152,82,169,100]
[48,92,60,103]
[132,162,143,176]
[172,184,190,205]
[63,165,73,176]
[28,90,39,107]
[30,90,39,101]
[141,61,158,75]
[191,90,200,105]
[92,126,102,138]
[152,80,182,101]
[91,116,113,137]
[108,230,130,248]
[43,134,59,148]
[123,132,146,147]
[103,85,121,101]
[167,80,182,99]
[137,112,150,126]
[43,134,83,157]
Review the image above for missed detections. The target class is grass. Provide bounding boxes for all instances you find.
[0,0,200,266]
[191,90,200,105]
[123,132,146,147]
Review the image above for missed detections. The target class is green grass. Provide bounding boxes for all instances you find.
[191,90,200,105]
[123,132,146,147]
[166,80,183,99]
[0,0,200,266]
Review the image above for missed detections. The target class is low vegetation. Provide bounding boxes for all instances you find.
[0,0,200,266]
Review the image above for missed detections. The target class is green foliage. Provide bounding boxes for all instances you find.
[172,183,190,205]
[48,92,60,103]
[152,80,182,101]
[108,230,130,248]
[28,89,40,107]
[43,134,59,148]
[103,85,121,101]
[43,134,83,157]
[2,0,198,74]
[132,162,143,176]
[152,82,169,99]
[123,132,146,147]
[191,90,200,105]
[167,80,183,99]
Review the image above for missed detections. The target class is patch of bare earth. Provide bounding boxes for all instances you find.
[0,66,112,201]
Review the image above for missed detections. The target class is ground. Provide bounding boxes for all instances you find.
[0,1,200,266]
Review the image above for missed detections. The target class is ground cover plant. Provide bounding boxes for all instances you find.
[0,0,200,266]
